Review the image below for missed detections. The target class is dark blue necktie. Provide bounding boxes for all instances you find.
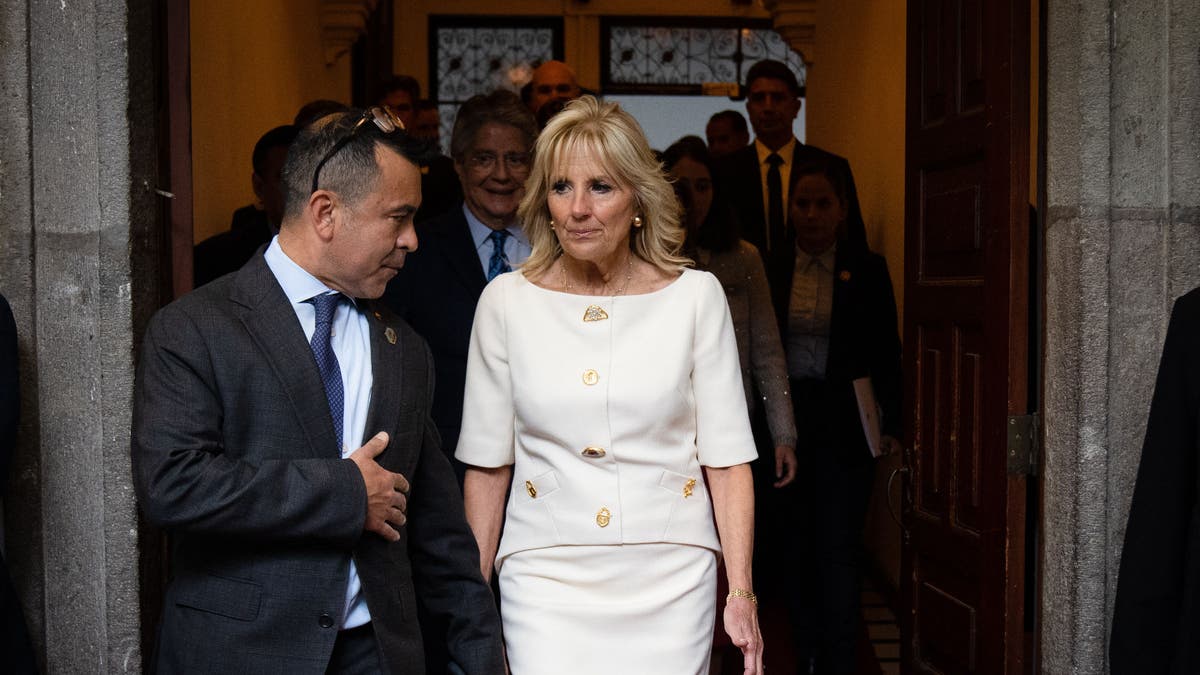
[487,229,512,281]
[308,292,344,455]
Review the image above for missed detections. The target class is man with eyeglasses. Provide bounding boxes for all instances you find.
[133,108,504,674]
[714,59,867,272]
[384,90,537,491]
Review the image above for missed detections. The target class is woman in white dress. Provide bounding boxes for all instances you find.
[458,96,763,675]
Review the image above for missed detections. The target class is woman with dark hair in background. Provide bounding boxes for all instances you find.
[771,161,902,675]
[663,136,798,489]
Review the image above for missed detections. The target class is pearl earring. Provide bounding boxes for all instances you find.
[550,219,556,230]
[633,216,643,228]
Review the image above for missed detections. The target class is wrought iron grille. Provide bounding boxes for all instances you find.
[602,19,806,96]
[429,16,563,150]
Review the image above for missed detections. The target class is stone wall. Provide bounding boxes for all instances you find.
[0,1,160,671]
[1043,0,1200,672]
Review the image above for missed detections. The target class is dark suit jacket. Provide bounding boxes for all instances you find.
[131,255,503,674]
[714,141,867,263]
[416,155,463,226]
[383,206,484,481]
[1111,288,1200,675]
[769,240,902,449]
[193,205,273,288]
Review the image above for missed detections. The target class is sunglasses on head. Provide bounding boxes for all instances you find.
[310,106,406,194]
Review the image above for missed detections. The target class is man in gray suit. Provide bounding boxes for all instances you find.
[132,108,504,674]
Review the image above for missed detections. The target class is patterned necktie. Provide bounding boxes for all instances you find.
[487,229,512,281]
[766,153,784,253]
[308,292,344,455]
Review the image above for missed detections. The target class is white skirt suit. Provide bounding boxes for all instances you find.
[456,268,757,675]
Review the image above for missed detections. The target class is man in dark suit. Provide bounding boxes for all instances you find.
[384,90,537,486]
[1111,287,1200,674]
[377,75,461,224]
[714,59,867,272]
[194,124,299,287]
[132,108,504,674]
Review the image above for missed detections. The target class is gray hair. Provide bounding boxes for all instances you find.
[449,90,538,162]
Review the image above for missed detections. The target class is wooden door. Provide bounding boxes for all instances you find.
[901,1,1031,674]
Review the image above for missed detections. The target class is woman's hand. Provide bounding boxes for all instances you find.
[773,444,797,487]
[724,595,764,674]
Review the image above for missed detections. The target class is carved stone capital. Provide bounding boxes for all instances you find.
[759,0,817,65]
[319,0,379,66]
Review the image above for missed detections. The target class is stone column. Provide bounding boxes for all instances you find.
[0,0,161,671]
[1043,0,1200,672]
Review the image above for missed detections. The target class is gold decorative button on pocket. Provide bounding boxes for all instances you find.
[596,507,611,527]
[525,480,537,499]
[581,446,606,459]
[582,369,599,386]
[683,478,697,498]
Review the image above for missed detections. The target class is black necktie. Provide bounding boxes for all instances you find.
[766,153,784,253]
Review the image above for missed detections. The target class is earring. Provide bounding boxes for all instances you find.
[633,216,643,228]
[550,218,556,230]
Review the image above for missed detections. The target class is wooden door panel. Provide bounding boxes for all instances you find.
[919,161,985,281]
[903,0,1030,674]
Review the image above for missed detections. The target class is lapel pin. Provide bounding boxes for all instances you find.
[385,327,397,345]
[839,270,851,282]
[373,310,383,320]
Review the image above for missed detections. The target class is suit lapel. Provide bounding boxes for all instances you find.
[232,256,339,458]
[438,209,488,299]
[360,303,425,473]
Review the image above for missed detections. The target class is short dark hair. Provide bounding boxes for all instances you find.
[293,99,350,127]
[252,125,300,175]
[744,59,802,97]
[280,109,432,220]
[662,135,740,253]
[449,90,538,162]
[707,110,748,135]
[379,75,420,102]
[791,160,850,210]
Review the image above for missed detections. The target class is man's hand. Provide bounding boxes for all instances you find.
[349,432,410,542]
[773,445,797,488]
[879,435,903,457]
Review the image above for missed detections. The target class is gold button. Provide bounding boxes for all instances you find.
[581,446,606,459]
[596,507,611,527]
[525,480,537,499]
[582,369,599,386]
[683,478,697,498]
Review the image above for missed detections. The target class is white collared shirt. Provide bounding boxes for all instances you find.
[464,204,532,278]
[787,243,836,380]
[263,236,374,629]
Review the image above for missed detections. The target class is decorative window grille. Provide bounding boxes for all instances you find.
[429,16,563,148]
[601,18,806,96]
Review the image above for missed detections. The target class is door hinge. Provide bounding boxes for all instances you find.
[1007,413,1040,476]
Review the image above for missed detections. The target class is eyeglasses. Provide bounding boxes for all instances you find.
[466,151,531,173]
[310,106,406,194]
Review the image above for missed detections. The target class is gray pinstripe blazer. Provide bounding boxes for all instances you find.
[132,255,503,674]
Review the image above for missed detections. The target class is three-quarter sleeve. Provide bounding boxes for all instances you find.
[692,272,759,467]
[741,243,798,449]
[455,277,516,467]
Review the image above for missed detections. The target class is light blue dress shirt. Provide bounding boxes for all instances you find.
[464,204,531,276]
[263,237,374,630]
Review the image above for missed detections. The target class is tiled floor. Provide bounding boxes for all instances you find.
[861,580,901,675]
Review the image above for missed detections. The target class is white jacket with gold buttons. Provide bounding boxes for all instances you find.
[456,268,758,564]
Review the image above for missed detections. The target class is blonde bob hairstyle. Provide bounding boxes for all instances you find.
[517,96,691,278]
